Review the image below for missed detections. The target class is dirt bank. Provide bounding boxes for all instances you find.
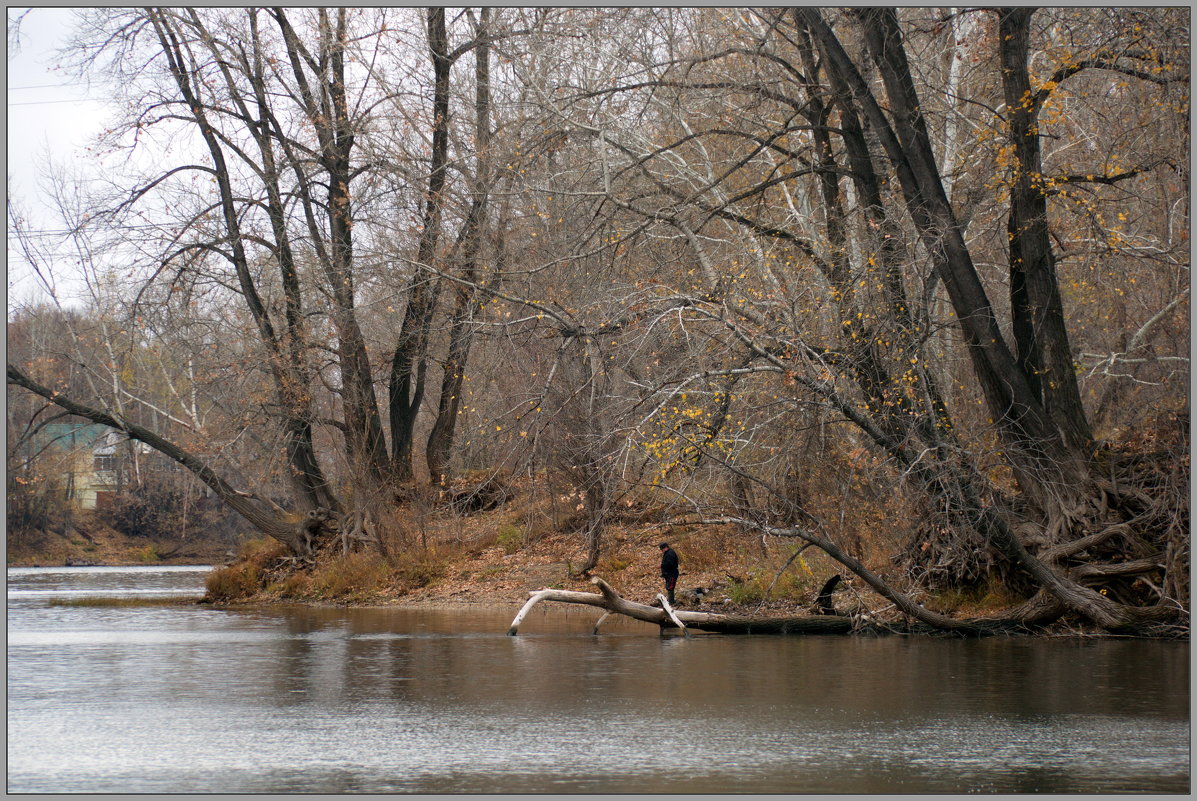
[7,514,241,568]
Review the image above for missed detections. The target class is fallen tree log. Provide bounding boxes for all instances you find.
[507,576,853,636]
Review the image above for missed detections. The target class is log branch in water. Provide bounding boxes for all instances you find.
[507,576,853,635]
[656,593,688,634]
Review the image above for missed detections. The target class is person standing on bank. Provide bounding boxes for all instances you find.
[658,542,680,605]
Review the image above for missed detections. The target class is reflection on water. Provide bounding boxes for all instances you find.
[7,566,1190,794]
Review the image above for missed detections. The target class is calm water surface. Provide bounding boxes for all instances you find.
[7,565,1190,793]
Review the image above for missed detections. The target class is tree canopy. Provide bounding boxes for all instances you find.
[8,7,1189,634]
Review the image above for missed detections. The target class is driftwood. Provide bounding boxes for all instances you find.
[656,593,688,633]
[507,576,853,636]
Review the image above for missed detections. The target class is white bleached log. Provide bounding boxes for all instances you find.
[657,593,688,634]
[506,576,853,636]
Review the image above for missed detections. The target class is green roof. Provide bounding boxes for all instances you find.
[31,423,112,452]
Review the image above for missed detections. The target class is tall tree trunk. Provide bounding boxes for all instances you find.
[793,23,946,451]
[809,19,956,444]
[272,8,391,486]
[427,9,493,486]
[150,9,343,514]
[802,8,1087,496]
[998,8,1094,455]
[791,9,1134,628]
[391,7,452,482]
[241,10,338,512]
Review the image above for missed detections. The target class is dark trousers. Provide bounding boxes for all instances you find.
[662,574,678,603]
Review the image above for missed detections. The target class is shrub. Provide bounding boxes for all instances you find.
[394,550,446,589]
[598,555,631,572]
[101,484,182,539]
[770,571,815,601]
[203,538,286,603]
[205,563,259,602]
[265,572,315,600]
[496,523,523,554]
[239,537,288,565]
[6,471,65,536]
[926,578,1019,614]
[726,569,814,605]
[726,573,766,605]
[133,544,159,563]
[312,552,393,601]
[97,475,244,547]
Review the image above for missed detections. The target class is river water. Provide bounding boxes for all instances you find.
[6,565,1190,793]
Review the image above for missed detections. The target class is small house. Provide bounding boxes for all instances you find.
[29,424,152,510]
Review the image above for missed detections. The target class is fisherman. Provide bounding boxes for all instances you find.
[658,542,680,605]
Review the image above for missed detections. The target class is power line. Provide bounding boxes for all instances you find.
[9,83,98,91]
[10,219,265,234]
[10,98,101,107]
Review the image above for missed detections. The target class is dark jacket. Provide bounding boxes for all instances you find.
[660,547,679,578]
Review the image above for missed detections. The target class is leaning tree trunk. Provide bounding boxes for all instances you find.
[795,9,1178,631]
[7,365,329,555]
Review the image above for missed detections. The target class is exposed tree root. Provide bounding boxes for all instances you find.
[894,440,1188,634]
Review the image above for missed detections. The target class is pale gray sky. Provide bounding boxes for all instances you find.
[7,7,110,312]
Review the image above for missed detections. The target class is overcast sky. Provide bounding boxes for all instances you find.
[7,7,110,312]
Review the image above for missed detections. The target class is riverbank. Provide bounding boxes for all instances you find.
[13,540,1185,638]
[7,509,878,615]
[204,525,808,613]
[7,515,238,569]
[195,516,1033,634]
[12,495,1182,638]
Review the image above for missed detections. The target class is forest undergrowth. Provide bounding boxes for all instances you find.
[199,465,1187,639]
[203,473,891,610]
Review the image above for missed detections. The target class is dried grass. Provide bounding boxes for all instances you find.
[204,538,287,602]
[311,552,394,601]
